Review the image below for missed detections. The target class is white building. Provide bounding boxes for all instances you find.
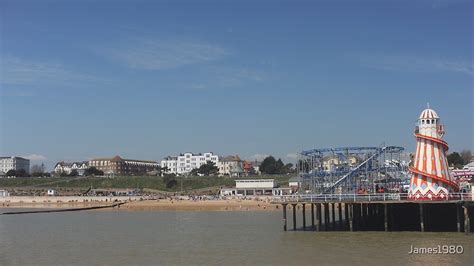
[220,179,291,197]
[0,190,10,197]
[0,156,30,175]
[54,161,89,176]
[161,152,219,175]
[47,189,58,196]
[288,176,302,193]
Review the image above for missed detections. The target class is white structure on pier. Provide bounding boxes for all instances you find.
[408,107,458,200]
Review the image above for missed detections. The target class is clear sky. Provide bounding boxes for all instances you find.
[1,0,472,170]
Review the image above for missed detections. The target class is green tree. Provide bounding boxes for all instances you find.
[69,169,79,177]
[157,166,169,176]
[6,170,16,176]
[276,159,284,173]
[16,169,27,177]
[190,168,200,176]
[447,152,464,169]
[282,163,294,174]
[31,164,44,177]
[162,173,177,189]
[260,156,285,175]
[84,167,104,176]
[197,161,219,176]
[460,150,472,165]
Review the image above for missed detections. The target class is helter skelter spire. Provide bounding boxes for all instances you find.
[408,107,458,200]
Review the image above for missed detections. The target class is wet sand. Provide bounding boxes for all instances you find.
[120,199,279,211]
[0,196,280,211]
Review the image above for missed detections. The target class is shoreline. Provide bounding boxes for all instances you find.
[0,196,280,212]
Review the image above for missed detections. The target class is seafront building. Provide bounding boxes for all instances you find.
[89,156,159,176]
[54,161,89,176]
[289,176,302,193]
[0,156,30,175]
[218,155,243,177]
[220,179,291,197]
[161,152,219,175]
[0,190,10,197]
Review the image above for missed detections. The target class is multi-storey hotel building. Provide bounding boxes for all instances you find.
[89,155,159,176]
[0,156,30,175]
[161,152,219,175]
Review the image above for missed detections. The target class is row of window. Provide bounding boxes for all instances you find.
[421,119,436,125]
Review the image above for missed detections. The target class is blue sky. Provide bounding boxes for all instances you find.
[1,0,472,170]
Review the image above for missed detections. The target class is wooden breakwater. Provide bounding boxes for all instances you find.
[0,202,126,215]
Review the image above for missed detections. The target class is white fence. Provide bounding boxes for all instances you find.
[271,193,473,203]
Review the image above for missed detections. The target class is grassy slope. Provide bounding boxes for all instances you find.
[0,175,295,192]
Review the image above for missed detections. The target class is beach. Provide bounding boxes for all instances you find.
[0,196,280,211]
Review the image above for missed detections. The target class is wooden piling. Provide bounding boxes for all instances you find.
[292,204,297,231]
[283,204,287,231]
[456,205,461,233]
[419,204,424,232]
[349,204,353,232]
[338,203,343,229]
[311,203,315,229]
[384,203,388,232]
[344,203,349,230]
[464,206,470,234]
[316,203,321,232]
[331,203,336,230]
[324,203,329,231]
[302,203,306,231]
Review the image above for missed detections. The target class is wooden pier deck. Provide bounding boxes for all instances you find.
[272,193,473,234]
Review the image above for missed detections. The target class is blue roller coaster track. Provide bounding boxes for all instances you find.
[298,145,406,194]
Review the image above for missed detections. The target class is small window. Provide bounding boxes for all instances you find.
[426,120,430,124]
[431,119,435,124]
[421,120,425,124]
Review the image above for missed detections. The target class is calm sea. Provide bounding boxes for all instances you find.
[0,209,472,265]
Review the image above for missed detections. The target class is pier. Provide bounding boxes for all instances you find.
[273,193,473,234]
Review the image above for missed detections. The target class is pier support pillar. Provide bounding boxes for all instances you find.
[338,203,343,230]
[344,203,349,230]
[331,203,336,230]
[302,203,306,231]
[464,205,470,234]
[419,204,425,232]
[311,204,315,229]
[384,203,388,232]
[456,205,461,233]
[283,204,287,231]
[324,203,329,231]
[316,203,321,232]
[349,204,353,232]
[292,204,297,231]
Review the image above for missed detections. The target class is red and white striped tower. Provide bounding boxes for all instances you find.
[408,106,458,200]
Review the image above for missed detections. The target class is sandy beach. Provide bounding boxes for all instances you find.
[0,196,281,212]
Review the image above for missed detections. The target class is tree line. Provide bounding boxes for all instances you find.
[447,150,472,169]
[259,156,294,175]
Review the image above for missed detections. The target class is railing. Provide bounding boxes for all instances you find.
[271,193,473,203]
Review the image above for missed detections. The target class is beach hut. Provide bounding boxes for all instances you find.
[47,189,58,196]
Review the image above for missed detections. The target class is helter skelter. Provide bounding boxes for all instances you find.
[408,106,458,200]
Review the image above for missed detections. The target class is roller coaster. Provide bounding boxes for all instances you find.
[297,145,409,194]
